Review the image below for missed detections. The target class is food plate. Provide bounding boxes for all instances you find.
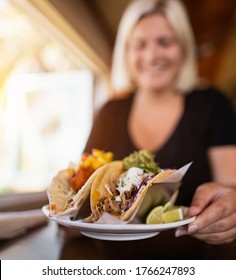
[42,205,195,241]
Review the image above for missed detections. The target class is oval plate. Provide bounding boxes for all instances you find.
[42,205,195,241]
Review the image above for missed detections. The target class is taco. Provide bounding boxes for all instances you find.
[86,150,176,222]
[47,149,113,215]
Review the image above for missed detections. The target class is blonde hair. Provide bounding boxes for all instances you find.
[111,0,198,95]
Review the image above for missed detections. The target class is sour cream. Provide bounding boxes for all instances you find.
[116,167,145,195]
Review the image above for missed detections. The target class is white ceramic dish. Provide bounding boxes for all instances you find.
[42,205,195,241]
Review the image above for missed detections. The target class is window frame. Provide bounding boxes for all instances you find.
[1,0,110,208]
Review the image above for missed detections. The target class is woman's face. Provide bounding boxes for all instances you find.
[127,13,183,93]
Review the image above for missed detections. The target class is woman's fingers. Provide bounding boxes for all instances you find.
[175,183,236,244]
[176,215,236,244]
[191,227,236,244]
[187,183,236,234]
[196,213,236,234]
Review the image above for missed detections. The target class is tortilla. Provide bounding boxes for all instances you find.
[89,161,176,221]
[47,165,106,216]
[90,161,124,211]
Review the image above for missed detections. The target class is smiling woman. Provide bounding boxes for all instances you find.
[127,13,184,93]
[83,0,236,258]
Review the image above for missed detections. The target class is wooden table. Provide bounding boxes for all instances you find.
[1,221,236,260]
[0,221,62,260]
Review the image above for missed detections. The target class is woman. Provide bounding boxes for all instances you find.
[84,0,236,258]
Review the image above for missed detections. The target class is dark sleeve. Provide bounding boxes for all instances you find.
[205,89,236,147]
[84,101,118,153]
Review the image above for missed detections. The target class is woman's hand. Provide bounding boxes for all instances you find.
[175,182,236,244]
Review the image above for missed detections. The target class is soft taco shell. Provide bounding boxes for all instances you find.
[121,169,176,221]
[90,161,124,211]
[48,165,106,215]
[90,161,176,221]
[73,165,107,210]
[47,169,73,215]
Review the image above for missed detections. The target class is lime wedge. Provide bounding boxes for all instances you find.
[146,206,164,224]
[162,207,184,223]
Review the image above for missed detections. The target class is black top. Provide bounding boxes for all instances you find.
[85,87,236,205]
[84,87,236,259]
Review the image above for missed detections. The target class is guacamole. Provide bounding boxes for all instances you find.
[123,150,161,174]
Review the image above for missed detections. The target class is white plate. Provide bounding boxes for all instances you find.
[42,205,195,241]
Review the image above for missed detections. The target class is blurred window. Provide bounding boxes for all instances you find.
[0,1,100,195]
